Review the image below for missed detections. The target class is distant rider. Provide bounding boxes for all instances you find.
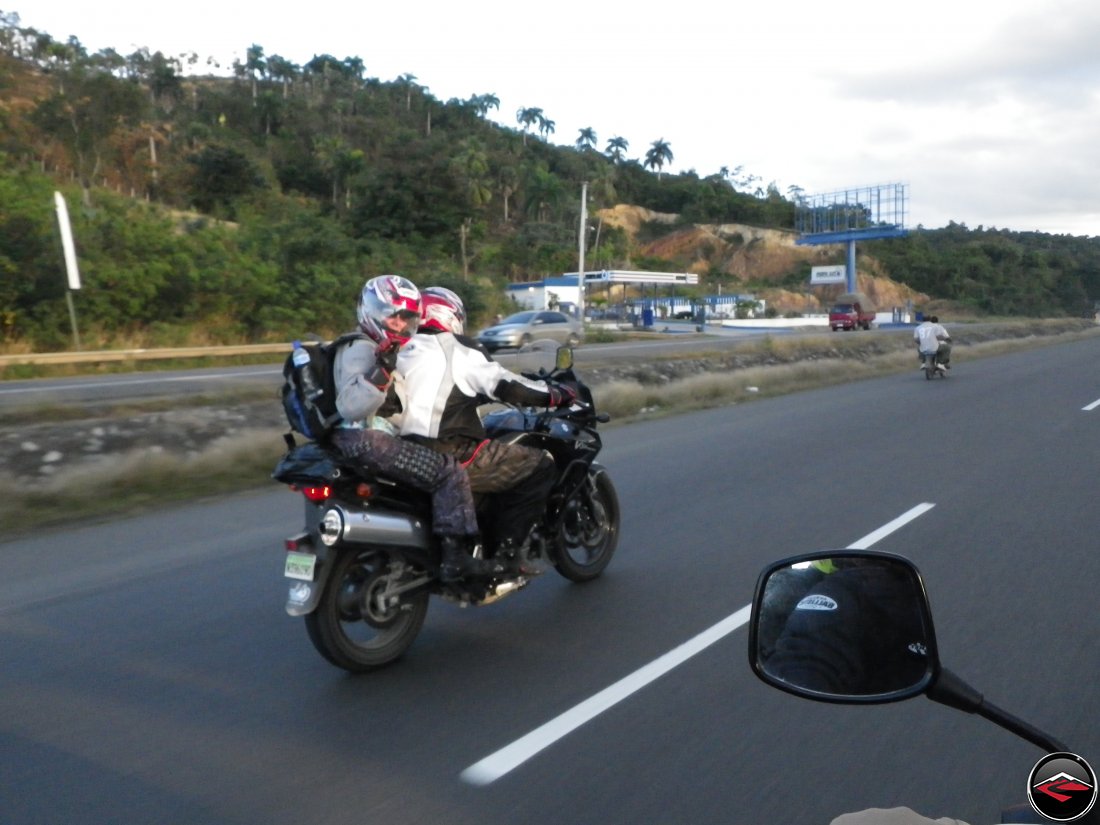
[914,314,951,369]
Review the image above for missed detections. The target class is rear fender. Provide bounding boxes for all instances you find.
[284,504,434,616]
[284,533,334,616]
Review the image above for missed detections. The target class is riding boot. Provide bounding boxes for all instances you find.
[439,536,502,582]
[494,537,543,577]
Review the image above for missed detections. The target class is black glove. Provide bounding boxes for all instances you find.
[546,382,577,408]
[375,340,400,373]
[366,341,401,389]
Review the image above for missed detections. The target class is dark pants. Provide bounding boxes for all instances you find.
[431,437,556,547]
[331,428,478,537]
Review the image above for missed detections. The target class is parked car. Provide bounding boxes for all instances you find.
[476,310,584,352]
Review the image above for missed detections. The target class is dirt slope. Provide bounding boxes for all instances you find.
[598,205,927,314]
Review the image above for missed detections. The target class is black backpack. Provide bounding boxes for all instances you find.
[280,332,366,441]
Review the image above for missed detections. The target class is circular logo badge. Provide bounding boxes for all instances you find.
[1028,752,1097,822]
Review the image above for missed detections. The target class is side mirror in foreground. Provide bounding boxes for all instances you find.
[748,550,939,703]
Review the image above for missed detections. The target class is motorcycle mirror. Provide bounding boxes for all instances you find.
[555,346,574,371]
[748,550,940,704]
[513,340,561,376]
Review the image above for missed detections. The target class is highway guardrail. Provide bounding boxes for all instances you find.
[0,343,289,367]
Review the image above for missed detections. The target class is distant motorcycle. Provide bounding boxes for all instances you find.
[272,346,620,673]
[921,351,948,380]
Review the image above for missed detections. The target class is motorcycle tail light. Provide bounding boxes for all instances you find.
[300,485,332,502]
[356,483,373,499]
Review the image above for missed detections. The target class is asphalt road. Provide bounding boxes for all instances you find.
[2,337,1098,825]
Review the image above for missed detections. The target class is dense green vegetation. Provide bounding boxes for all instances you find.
[864,224,1100,318]
[2,13,1099,352]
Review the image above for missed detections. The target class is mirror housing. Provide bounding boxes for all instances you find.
[555,346,574,371]
[748,550,940,704]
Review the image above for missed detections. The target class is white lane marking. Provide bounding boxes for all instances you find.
[1083,398,1100,411]
[0,369,281,395]
[461,605,752,787]
[461,502,937,786]
[846,502,936,549]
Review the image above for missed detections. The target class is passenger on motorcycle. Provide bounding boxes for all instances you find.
[392,286,575,575]
[914,315,952,369]
[330,275,497,582]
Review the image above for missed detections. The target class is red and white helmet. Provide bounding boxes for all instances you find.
[420,286,466,335]
[357,275,421,343]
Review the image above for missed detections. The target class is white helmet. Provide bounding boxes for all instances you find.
[420,286,466,335]
[356,275,421,343]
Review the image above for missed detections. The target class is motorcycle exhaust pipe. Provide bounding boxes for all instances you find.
[318,504,431,549]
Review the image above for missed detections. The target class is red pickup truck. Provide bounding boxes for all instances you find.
[829,292,876,331]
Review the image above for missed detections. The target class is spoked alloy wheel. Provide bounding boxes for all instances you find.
[304,549,428,673]
[553,471,620,582]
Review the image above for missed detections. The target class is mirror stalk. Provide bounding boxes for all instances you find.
[928,667,1069,753]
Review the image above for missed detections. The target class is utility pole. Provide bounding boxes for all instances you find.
[577,181,587,321]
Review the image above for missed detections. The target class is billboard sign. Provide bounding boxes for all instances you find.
[810,265,846,285]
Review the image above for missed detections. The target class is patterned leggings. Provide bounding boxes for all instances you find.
[331,428,478,537]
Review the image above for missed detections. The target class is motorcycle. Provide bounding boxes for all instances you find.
[272,345,620,673]
[748,550,1098,825]
[922,350,947,380]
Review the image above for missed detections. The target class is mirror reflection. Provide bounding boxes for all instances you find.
[754,555,934,698]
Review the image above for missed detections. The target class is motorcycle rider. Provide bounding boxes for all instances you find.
[330,275,496,582]
[914,314,952,370]
[392,286,575,574]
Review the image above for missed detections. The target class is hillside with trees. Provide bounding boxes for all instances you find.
[2,13,1099,352]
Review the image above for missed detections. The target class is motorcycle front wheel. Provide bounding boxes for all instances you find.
[304,549,429,673]
[553,470,620,582]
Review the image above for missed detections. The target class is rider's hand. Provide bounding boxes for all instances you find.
[375,340,401,373]
[546,382,578,408]
[366,341,401,389]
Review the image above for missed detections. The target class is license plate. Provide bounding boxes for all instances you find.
[284,551,317,581]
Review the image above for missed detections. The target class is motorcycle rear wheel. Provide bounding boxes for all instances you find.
[304,549,429,673]
[553,471,620,582]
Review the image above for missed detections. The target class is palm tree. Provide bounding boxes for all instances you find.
[576,127,597,151]
[497,163,519,222]
[536,114,555,141]
[450,139,493,278]
[644,138,674,180]
[587,165,618,262]
[398,73,419,110]
[469,93,499,118]
[516,106,542,145]
[245,43,266,103]
[523,163,564,222]
[605,135,629,163]
[266,54,298,99]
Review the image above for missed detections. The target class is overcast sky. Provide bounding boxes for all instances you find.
[15,0,1100,236]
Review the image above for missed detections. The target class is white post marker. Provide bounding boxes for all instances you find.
[53,191,82,349]
[53,191,81,291]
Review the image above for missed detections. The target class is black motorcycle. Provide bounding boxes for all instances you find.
[272,346,620,673]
